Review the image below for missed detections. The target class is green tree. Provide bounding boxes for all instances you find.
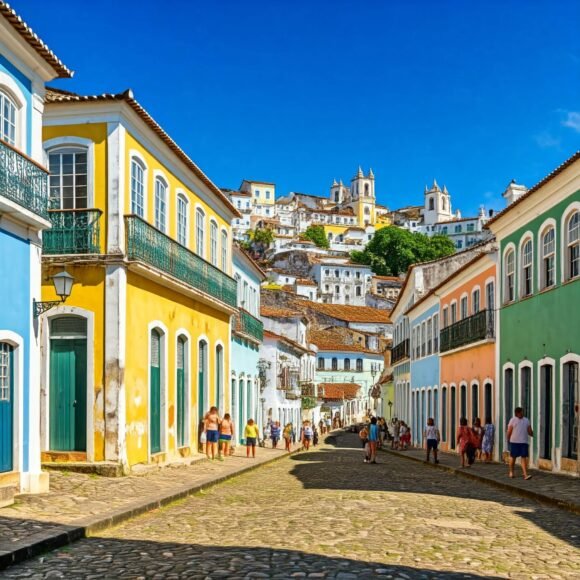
[240,227,274,259]
[302,225,329,248]
[350,226,455,276]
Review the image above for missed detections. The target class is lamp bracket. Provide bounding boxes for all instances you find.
[33,299,64,319]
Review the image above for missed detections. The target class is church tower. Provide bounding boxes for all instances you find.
[423,179,452,226]
[349,167,376,226]
[330,179,348,205]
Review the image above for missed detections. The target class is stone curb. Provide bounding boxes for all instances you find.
[379,447,580,516]
[0,448,301,571]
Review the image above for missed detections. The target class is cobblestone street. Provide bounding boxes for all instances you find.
[3,432,579,579]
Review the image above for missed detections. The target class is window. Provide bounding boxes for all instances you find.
[130,158,145,217]
[450,302,457,324]
[427,318,432,355]
[460,384,467,418]
[504,250,515,302]
[441,226,448,234]
[325,269,330,276]
[335,285,340,295]
[442,307,448,328]
[521,239,533,297]
[504,368,514,427]
[48,148,88,209]
[421,322,426,357]
[355,286,361,297]
[345,271,350,277]
[334,270,340,277]
[344,358,351,371]
[318,357,325,370]
[254,189,260,197]
[0,90,17,145]
[221,230,228,271]
[567,211,580,280]
[471,383,479,421]
[356,271,361,279]
[433,313,439,352]
[154,177,167,232]
[456,240,463,249]
[521,366,531,419]
[467,223,475,232]
[472,289,480,313]
[484,382,493,423]
[455,225,462,233]
[331,358,338,371]
[541,227,555,289]
[196,208,205,256]
[460,296,468,319]
[428,197,434,211]
[177,194,188,246]
[356,358,363,372]
[563,362,579,460]
[210,221,218,265]
[0,342,12,402]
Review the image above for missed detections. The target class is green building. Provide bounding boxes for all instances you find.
[487,152,580,475]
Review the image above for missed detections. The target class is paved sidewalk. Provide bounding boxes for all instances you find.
[0,445,290,569]
[382,445,580,515]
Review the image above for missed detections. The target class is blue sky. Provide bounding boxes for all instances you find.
[24,0,579,215]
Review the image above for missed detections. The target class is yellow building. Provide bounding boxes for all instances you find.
[39,88,240,472]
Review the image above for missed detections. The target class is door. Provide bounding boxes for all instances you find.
[198,340,207,424]
[450,387,457,449]
[176,337,186,448]
[238,378,244,438]
[49,339,87,451]
[150,330,161,454]
[540,365,552,460]
[0,343,14,472]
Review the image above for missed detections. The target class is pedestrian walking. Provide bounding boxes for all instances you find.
[283,422,293,452]
[203,406,221,460]
[244,419,259,458]
[472,417,483,461]
[319,419,325,435]
[326,416,331,432]
[424,417,440,464]
[359,424,370,463]
[219,413,234,460]
[392,418,400,450]
[507,407,534,480]
[302,421,313,450]
[400,421,411,450]
[313,426,319,446]
[368,416,379,464]
[270,421,281,449]
[456,417,473,468]
[482,417,495,462]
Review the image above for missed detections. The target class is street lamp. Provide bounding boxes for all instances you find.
[33,270,75,318]
[388,400,393,420]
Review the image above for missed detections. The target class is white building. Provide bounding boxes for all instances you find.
[311,259,373,306]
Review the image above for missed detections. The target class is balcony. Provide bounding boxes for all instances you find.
[391,339,410,364]
[234,308,264,343]
[125,215,237,308]
[300,381,316,397]
[43,209,102,255]
[0,138,49,220]
[440,309,494,353]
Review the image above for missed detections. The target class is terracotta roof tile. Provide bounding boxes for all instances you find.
[319,383,360,401]
[260,306,302,318]
[309,330,380,354]
[305,302,391,324]
[296,278,317,286]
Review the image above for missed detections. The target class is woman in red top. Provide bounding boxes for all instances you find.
[456,417,472,468]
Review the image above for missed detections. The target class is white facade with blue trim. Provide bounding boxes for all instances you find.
[0,5,71,497]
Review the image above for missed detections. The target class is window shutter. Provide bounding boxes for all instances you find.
[151,331,160,368]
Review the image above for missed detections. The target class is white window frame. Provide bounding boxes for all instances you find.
[130,156,147,218]
[221,228,228,272]
[176,192,189,246]
[504,245,516,303]
[154,175,168,233]
[210,219,218,266]
[0,75,27,152]
[472,287,480,314]
[539,221,556,290]
[564,207,580,281]
[519,235,533,298]
[47,145,90,210]
[196,206,206,257]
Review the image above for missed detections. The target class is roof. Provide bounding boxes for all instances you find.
[296,278,317,286]
[309,333,380,355]
[320,383,360,401]
[241,179,276,186]
[45,87,240,218]
[260,306,303,319]
[305,302,391,324]
[223,189,252,198]
[263,330,309,354]
[234,244,267,279]
[437,216,481,225]
[0,2,72,78]
[373,275,403,283]
[485,151,580,229]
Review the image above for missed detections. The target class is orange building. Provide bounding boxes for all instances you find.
[437,252,497,453]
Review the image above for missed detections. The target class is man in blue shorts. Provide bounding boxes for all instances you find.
[507,407,534,480]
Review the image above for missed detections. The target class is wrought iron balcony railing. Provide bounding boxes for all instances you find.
[391,338,410,363]
[439,309,494,353]
[125,215,237,308]
[43,209,102,255]
[0,139,49,219]
[234,308,264,342]
[300,381,316,397]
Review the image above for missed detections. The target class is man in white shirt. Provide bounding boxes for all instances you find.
[507,407,534,480]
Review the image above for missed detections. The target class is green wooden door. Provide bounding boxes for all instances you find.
[0,343,14,472]
[198,341,206,423]
[176,337,186,448]
[150,330,161,454]
[49,339,87,451]
[238,378,244,441]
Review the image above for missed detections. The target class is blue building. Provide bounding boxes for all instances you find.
[407,295,440,446]
[231,245,265,444]
[0,4,71,501]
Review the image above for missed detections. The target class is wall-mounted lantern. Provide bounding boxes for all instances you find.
[33,270,75,318]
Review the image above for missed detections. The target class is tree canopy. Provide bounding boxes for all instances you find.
[302,225,329,248]
[240,227,274,259]
[350,226,456,277]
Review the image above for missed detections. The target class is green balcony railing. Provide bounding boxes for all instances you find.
[43,209,102,254]
[0,139,49,219]
[235,309,264,342]
[440,309,494,353]
[391,338,410,363]
[125,215,237,308]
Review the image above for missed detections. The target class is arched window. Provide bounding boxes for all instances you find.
[364,206,370,215]
[504,250,515,302]
[504,368,514,427]
[428,197,434,211]
[331,358,338,371]
[210,221,218,266]
[520,366,531,419]
[317,357,325,370]
[364,183,369,195]
[177,194,188,246]
[221,230,228,271]
[48,148,88,209]
[566,211,579,280]
[130,158,145,217]
[0,90,17,145]
[471,383,479,421]
[154,177,167,232]
[356,358,363,372]
[344,358,350,371]
[442,198,447,211]
[196,208,205,257]
[355,286,361,297]
[540,227,555,289]
[520,239,533,297]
